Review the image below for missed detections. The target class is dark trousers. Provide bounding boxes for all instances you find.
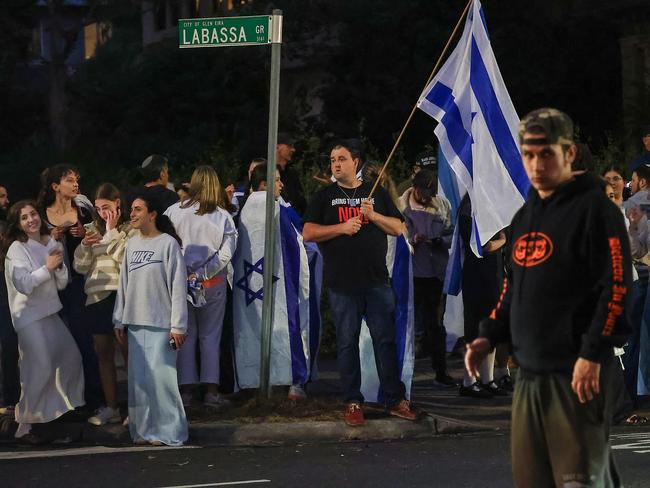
[511,362,620,488]
[413,277,447,375]
[60,274,104,410]
[328,283,406,406]
[0,305,19,406]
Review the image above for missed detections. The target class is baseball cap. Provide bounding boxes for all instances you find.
[415,150,437,168]
[518,108,574,146]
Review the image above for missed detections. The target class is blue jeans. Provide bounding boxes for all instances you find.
[328,283,406,406]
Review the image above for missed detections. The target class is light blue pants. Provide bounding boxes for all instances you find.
[128,325,188,446]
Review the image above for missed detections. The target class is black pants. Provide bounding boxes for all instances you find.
[0,305,19,406]
[413,277,447,375]
[511,361,620,487]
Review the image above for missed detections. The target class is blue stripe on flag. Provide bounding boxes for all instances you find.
[279,208,309,385]
[425,83,474,177]
[306,243,322,374]
[470,39,530,198]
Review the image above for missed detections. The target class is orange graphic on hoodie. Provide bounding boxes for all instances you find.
[512,232,554,267]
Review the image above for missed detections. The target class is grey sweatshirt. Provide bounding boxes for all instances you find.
[113,233,188,334]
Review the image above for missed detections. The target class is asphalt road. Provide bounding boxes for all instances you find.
[1,428,649,488]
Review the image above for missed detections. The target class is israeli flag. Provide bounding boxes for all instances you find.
[417,0,529,258]
[278,198,324,381]
[232,192,310,389]
[359,234,414,402]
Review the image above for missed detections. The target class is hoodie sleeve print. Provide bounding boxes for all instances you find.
[580,198,633,362]
[167,239,188,335]
[478,230,513,347]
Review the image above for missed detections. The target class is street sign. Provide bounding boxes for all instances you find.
[178,15,271,48]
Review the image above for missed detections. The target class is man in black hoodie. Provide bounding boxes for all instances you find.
[465,108,633,487]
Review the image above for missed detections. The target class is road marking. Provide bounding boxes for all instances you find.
[155,481,271,488]
[611,432,650,453]
[0,445,199,460]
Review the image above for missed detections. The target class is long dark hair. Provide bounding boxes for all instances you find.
[37,164,80,210]
[132,194,182,246]
[93,182,128,235]
[0,200,50,263]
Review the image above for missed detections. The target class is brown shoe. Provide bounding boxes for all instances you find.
[388,399,420,421]
[343,402,365,426]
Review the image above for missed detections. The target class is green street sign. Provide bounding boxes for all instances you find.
[178,15,271,48]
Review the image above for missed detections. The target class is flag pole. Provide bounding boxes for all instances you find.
[368,0,473,198]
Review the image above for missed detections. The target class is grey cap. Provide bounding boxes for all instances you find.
[519,108,574,146]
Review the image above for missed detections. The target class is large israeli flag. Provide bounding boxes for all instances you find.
[417,0,529,257]
[232,192,310,389]
[359,234,414,403]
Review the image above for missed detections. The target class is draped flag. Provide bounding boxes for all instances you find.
[232,192,310,389]
[417,0,529,258]
[360,234,414,402]
[278,197,324,381]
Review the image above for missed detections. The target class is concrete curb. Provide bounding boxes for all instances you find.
[80,413,497,447]
[1,412,498,447]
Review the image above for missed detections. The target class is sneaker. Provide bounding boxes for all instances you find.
[87,406,121,426]
[482,380,509,397]
[388,399,420,421]
[343,402,365,426]
[497,374,514,392]
[181,391,193,408]
[204,392,230,409]
[122,416,129,427]
[434,373,458,388]
[459,381,493,399]
[287,385,307,402]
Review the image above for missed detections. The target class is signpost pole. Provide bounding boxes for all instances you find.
[259,9,283,399]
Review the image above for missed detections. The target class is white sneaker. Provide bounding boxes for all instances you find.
[122,416,129,427]
[287,385,307,401]
[87,406,121,426]
[203,392,230,409]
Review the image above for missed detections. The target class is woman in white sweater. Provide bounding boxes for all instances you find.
[114,195,188,446]
[165,165,237,408]
[2,200,84,442]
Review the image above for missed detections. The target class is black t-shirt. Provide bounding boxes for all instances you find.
[303,182,403,291]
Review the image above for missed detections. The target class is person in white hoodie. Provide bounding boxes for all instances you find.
[113,195,188,446]
[2,200,84,443]
[165,166,237,408]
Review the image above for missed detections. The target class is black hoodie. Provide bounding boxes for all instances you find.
[479,172,633,374]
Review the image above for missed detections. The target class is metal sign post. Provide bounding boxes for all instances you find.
[178,10,283,399]
[259,10,283,399]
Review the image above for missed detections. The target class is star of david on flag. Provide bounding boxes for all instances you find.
[235,257,279,306]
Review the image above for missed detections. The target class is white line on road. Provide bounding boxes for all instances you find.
[0,445,199,460]
[155,481,271,488]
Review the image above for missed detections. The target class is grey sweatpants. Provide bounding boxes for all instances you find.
[511,361,620,488]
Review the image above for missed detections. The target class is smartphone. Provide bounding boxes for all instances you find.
[169,337,177,350]
[83,223,97,234]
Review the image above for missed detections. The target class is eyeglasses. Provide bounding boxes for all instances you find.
[604,176,623,183]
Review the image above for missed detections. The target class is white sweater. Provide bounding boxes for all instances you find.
[4,238,69,329]
[164,202,238,279]
[113,233,188,334]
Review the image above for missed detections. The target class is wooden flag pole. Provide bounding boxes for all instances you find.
[368,0,473,198]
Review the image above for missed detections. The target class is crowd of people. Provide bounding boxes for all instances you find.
[0,121,648,449]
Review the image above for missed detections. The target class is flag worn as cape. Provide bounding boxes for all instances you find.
[232,191,310,388]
